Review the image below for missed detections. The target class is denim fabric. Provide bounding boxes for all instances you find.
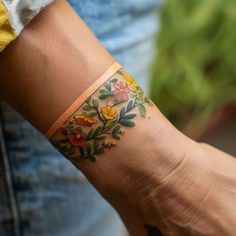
[69,0,162,92]
[0,1,162,235]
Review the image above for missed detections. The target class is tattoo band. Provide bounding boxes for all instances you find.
[46,63,153,162]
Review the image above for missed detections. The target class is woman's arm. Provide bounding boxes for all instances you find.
[1,1,236,235]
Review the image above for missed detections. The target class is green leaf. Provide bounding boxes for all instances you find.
[117,71,124,77]
[139,104,146,117]
[92,99,99,108]
[75,126,82,132]
[83,105,92,110]
[105,82,111,91]
[80,147,90,158]
[119,119,135,127]
[87,112,97,117]
[104,121,115,129]
[85,143,92,155]
[93,140,99,152]
[120,107,126,118]
[114,100,126,106]
[86,128,94,140]
[94,149,104,155]
[86,97,91,103]
[112,133,120,140]
[110,78,118,83]
[112,125,121,134]
[123,114,136,120]
[126,100,133,112]
[100,89,108,94]
[99,94,110,99]
[82,149,88,157]
[93,141,105,155]
[93,126,102,137]
[94,136,106,140]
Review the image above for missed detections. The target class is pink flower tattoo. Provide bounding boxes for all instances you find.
[113,81,130,101]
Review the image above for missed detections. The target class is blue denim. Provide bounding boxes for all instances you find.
[0,1,162,235]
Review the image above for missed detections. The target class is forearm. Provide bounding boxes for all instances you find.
[0,0,114,131]
[0,0,188,192]
[0,0,189,234]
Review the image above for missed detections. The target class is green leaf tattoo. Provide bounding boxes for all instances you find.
[50,68,153,161]
[139,104,146,117]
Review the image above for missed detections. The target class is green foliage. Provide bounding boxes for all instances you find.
[112,125,121,139]
[139,104,146,117]
[119,119,135,127]
[151,0,236,131]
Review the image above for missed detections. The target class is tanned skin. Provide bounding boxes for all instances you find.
[1,1,236,235]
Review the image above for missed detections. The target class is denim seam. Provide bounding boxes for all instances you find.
[0,105,22,236]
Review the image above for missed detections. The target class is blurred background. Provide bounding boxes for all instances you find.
[151,0,236,156]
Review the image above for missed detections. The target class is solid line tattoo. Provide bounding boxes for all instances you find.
[50,68,154,162]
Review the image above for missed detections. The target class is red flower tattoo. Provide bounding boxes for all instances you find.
[69,130,87,147]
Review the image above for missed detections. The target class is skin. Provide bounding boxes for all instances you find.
[1,1,236,235]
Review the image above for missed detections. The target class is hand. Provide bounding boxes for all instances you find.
[75,104,236,236]
[136,140,236,236]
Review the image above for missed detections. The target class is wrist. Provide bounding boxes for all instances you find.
[77,104,192,207]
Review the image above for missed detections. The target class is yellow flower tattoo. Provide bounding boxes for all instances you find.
[101,105,118,121]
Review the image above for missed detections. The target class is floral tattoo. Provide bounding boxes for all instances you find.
[50,69,153,162]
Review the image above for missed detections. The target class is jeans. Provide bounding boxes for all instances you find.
[0,0,162,235]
